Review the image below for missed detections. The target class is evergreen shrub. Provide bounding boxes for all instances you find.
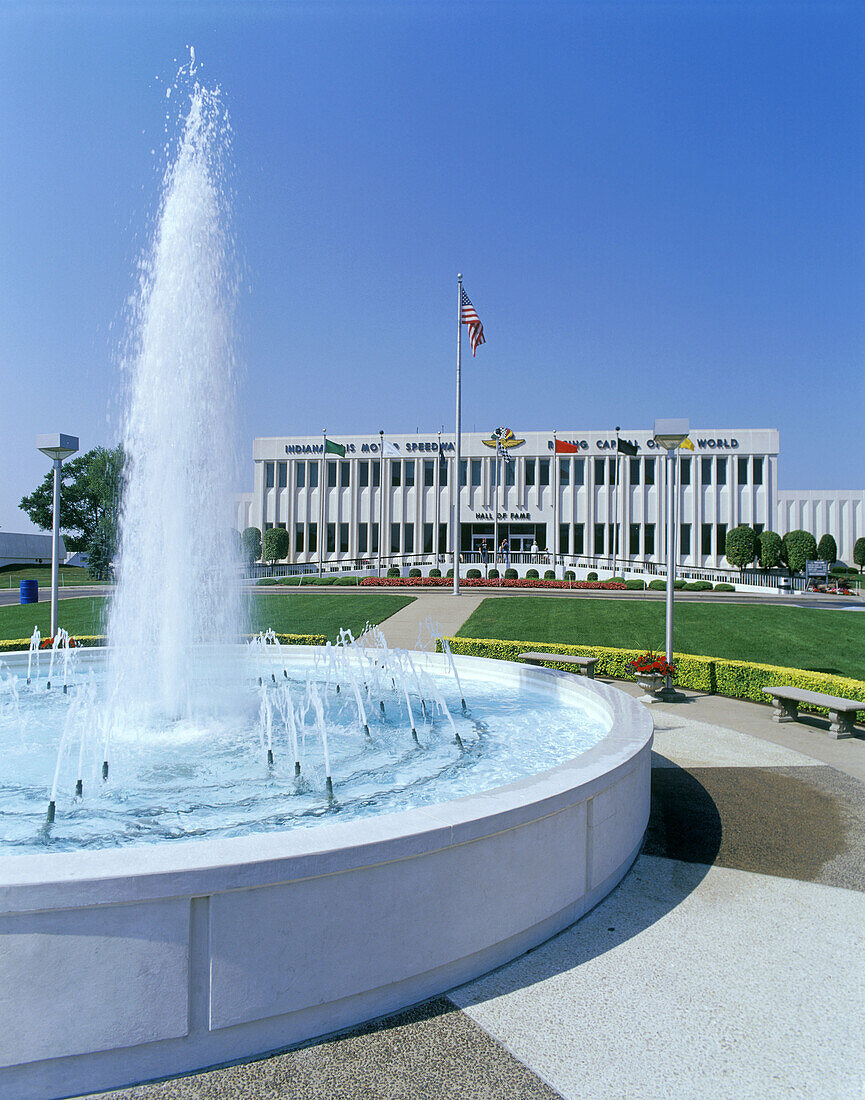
[625,578,645,590]
[466,568,482,579]
[563,570,575,581]
[429,569,442,578]
[386,567,401,578]
[587,571,598,581]
[526,568,540,579]
[408,568,422,577]
[714,583,735,592]
[505,568,518,579]
[544,570,556,579]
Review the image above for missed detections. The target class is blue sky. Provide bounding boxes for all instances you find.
[1,1,863,534]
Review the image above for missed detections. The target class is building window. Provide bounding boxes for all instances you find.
[702,457,713,483]
[573,523,584,554]
[717,523,727,556]
[308,462,318,488]
[372,461,380,487]
[391,523,400,553]
[738,456,748,484]
[308,522,317,552]
[439,458,448,486]
[505,459,515,486]
[264,522,273,531]
[296,462,305,488]
[680,457,691,486]
[471,458,481,487]
[594,523,605,554]
[371,523,379,553]
[644,458,655,486]
[295,523,304,553]
[573,459,585,486]
[525,458,536,487]
[359,460,369,488]
[753,457,763,485]
[459,459,467,487]
[404,523,414,553]
[608,458,617,485]
[754,522,764,536]
[717,458,727,486]
[327,461,337,488]
[630,524,640,555]
[594,458,605,485]
[277,462,287,488]
[702,523,712,556]
[358,525,368,554]
[391,461,401,488]
[630,457,640,484]
[339,523,349,553]
[340,461,350,488]
[405,460,415,487]
[423,523,434,553]
[539,458,550,486]
[439,523,448,553]
[559,458,570,486]
[326,523,336,553]
[680,523,691,556]
[644,523,655,556]
[265,463,274,488]
[559,523,570,553]
[424,459,435,487]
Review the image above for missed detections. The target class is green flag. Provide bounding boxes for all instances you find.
[324,439,346,457]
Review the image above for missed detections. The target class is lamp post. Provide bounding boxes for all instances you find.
[652,418,689,701]
[36,434,79,639]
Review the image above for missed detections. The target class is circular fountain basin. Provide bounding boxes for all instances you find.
[0,649,652,1100]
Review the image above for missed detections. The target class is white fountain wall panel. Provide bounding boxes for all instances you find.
[0,658,652,1100]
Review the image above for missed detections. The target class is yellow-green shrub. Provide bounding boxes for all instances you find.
[438,636,865,722]
[0,632,328,653]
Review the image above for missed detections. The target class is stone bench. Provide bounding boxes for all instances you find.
[519,652,599,679]
[762,685,864,739]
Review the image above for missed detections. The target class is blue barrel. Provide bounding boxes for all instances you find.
[20,579,38,604]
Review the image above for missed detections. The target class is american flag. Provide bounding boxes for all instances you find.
[460,287,485,356]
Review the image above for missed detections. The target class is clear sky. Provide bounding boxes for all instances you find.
[1,1,863,534]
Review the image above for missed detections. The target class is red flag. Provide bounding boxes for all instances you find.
[555,439,582,454]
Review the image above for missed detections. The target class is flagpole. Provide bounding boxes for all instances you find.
[493,437,499,578]
[319,429,326,577]
[614,427,620,571]
[453,274,463,596]
[378,430,385,580]
[552,429,558,574]
[436,428,442,568]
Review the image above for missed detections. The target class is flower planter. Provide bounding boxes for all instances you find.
[635,672,665,698]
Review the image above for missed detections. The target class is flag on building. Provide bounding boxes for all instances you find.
[382,440,400,457]
[679,437,695,451]
[460,288,485,356]
[554,439,582,454]
[439,449,448,472]
[616,438,638,456]
[324,438,346,457]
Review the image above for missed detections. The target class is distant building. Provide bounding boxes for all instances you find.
[236,427,864,569]
[0,531,66,569]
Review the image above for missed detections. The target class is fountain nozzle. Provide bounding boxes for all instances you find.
[325,776,334,801]
[75,779,83,798]
[46,801,55,823]
[266,748,274,767]
[102,761,109,781]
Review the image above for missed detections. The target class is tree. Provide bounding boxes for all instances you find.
[758,530,782,572]
[854,537,865,574]
[241,527,262,567]
[816,534,837,564]
[262,526,289,564]
[781,529,817,575]
[19,445,124,555]
[725,525,757,573]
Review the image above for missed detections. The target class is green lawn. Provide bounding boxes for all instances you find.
[0,592,414,645]
[457,596,865,679]
[0,565,100,589]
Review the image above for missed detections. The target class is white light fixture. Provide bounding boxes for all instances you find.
[653,418,689,701]
[36,434,79,638]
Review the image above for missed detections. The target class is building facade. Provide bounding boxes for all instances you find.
[233,426,862,570]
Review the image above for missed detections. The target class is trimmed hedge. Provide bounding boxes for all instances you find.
[466,568,482,579]
[543,570,556,580]
[0,632,328,653]
[429,569,442,578]
[587,571,598,581]
[563,571,575,581]
[625,578,646,590]
[386,567,401,578]
[526,569,540,579]
[504,568,518,579]
[648,579,666,591]
[714,583,735,592]
[488,569,500,580]
[683,581,713,592]
[408,568,422,578]
[438,636,865,722]
[360,577,628,590]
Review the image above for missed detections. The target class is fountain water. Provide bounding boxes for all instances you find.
[0,56,653,1098]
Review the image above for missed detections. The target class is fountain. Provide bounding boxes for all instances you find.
[0,56,652,1099]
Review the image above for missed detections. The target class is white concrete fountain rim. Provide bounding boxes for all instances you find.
[0,648,652,909]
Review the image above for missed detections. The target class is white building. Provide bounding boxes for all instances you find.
[0,531,65,570]
[235,426,863,573]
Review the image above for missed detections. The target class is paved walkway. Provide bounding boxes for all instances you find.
[85,594,865,1100]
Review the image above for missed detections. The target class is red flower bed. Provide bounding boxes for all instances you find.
[39,636,77,649]
[359,577,627,590]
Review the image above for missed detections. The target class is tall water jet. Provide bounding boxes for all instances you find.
[108,59,243,722]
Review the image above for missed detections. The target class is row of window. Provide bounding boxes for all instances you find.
[270,520,452,556]
[555,520,768,556]
[264,454,765,491]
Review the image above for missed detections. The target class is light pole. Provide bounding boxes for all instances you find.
[36,433,79,638]
[652,418,689,702]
